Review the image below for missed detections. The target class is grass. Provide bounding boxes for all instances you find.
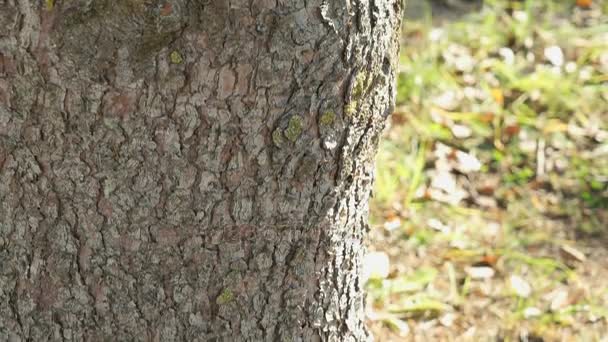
[367,0,608,340]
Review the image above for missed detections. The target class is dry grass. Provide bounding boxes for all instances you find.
[367,1,608,340]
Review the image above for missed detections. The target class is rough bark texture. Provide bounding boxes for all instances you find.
[0,1,403,341]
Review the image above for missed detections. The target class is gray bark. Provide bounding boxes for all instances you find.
[0,0,403,341]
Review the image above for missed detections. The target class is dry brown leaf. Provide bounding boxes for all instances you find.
[560,245,586,263]
[576,0,592,8]
[505,124,521,138]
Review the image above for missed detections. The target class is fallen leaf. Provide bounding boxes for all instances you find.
[498,47,515,65]
[530,194,544,211]
[443,44,475,73]
[480,112,495,123]
[505,124,521,138]
[455,150,482,173]
[427,218,451,233]
[433,90,462,111]
[390,110,409,126]
[483,222,502,239]
[362,252,390,283]
[475,196,498,208]
[491,88,504,107]
[560,244,586,263]
[510,275,532,298]
[430,170,458,193]
[576,0,592,8]
[428,28,444,42]
[451,124,472,139]
[429,171,468,205]
[439,313,456,327]
[465,266,495,279]
[544,46,564,67]
[549,289,569,311]
[383,217,402,232]
[477,176,501,195]
[482,254,499,266]
[513,10,528,22]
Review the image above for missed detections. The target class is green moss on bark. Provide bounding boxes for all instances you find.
[352,72,370,99]
[319,111,336,126]
[284,116,303,142]
[216,289,234,305]
[170,50,183,64]
[344,102,358,117]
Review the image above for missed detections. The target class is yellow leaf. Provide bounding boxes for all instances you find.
[542,119,568,133]
[491,88,504,107]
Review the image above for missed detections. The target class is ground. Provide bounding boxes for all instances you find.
[367,0,608,340]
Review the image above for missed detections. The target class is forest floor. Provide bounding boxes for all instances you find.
[367,0,608,340]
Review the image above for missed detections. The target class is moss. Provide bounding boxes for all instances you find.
[284,115,303,142]
[319,111,336,126]
[45,0,54,10]
[170,50,183,64]
[345,72,369,118]
[216,289,234,305]
[352,72,369,99]
[344,101,358,117]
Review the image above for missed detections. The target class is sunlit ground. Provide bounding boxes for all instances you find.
[367,0,608,340]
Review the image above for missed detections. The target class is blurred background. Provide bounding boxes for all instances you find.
[366,0,608,340]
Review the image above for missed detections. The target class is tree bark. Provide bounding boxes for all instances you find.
[0,1,403,341]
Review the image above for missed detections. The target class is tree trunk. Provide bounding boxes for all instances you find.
[0,1,403,341]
